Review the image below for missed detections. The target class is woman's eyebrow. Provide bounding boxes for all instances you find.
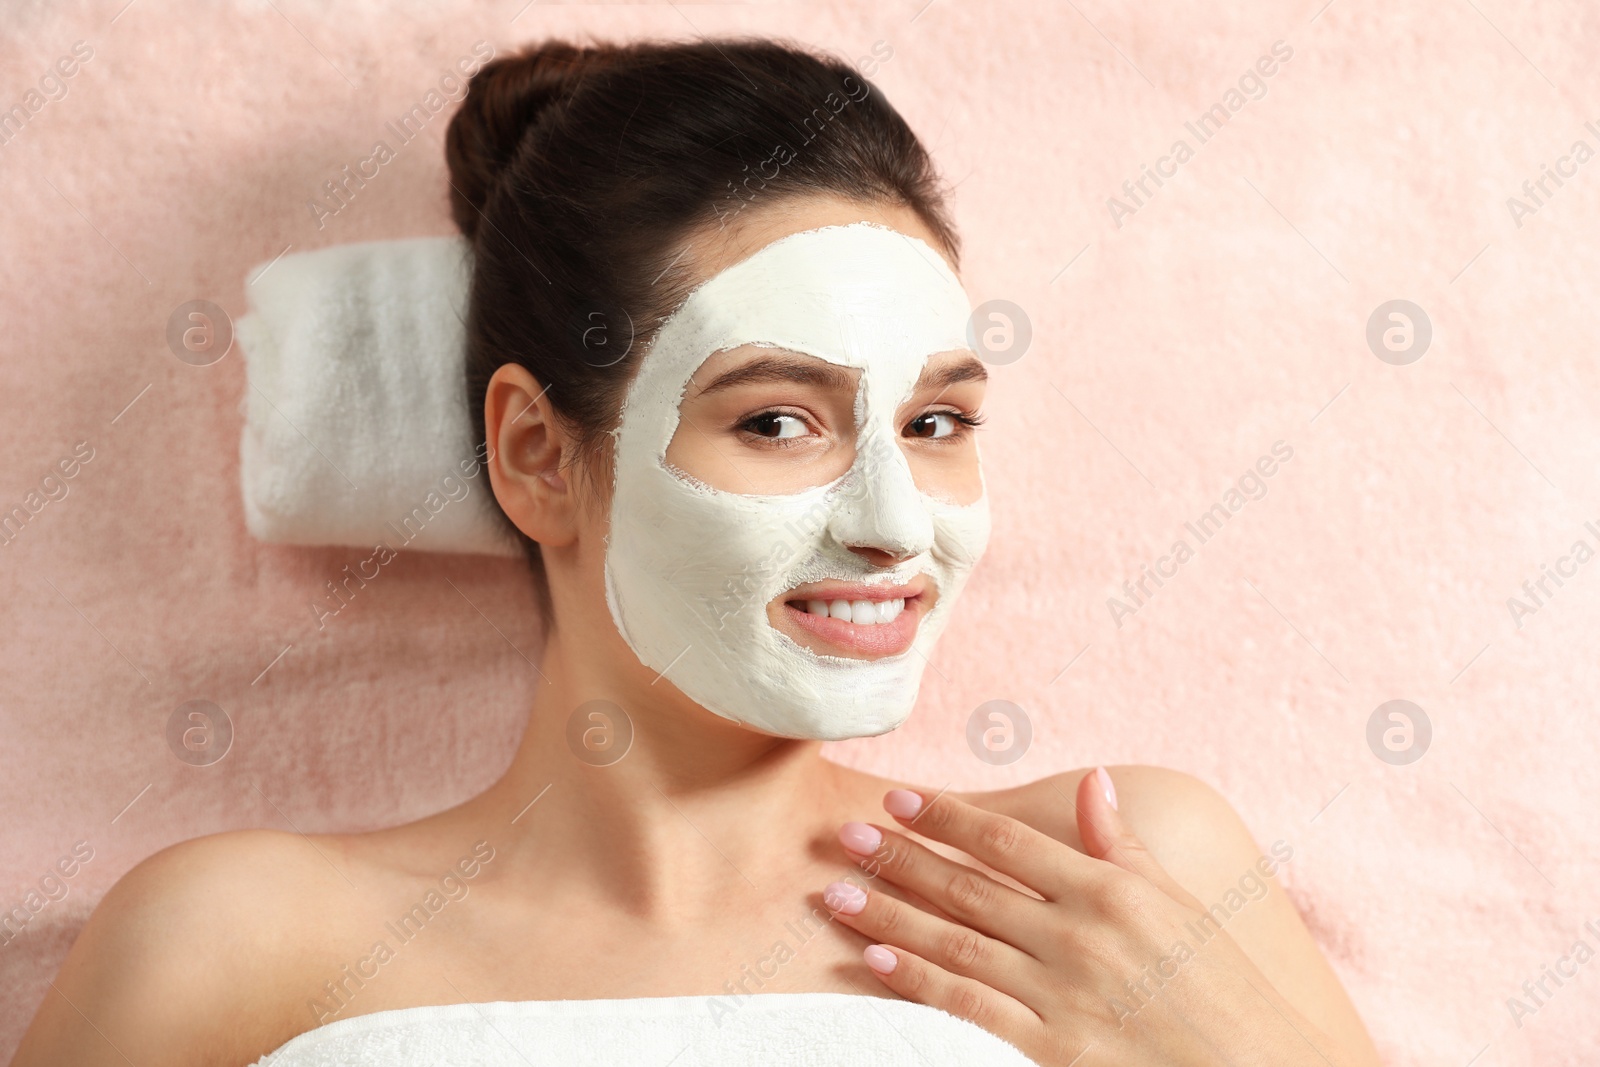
[694,352,859,396]
[917,354,989,393]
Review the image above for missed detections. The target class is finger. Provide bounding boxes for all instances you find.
[822,879,1040,1004]
[882,788,1090,900]
[838,821,1043,948]
[1074,766,1201,908]
[854,940,1043,1041]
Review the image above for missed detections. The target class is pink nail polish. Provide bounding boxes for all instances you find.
[863,945,898,974]
[883,789,923,819]
[839,821,883,855]
[823,881,868,915]
[1095,766,1118,810]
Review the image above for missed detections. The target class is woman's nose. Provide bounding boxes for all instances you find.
[827,431,934,560]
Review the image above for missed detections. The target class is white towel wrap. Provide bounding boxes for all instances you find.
[237,236,521,558]
[248,992,1042,1066]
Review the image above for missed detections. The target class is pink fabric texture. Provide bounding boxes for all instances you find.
[3,2,1597,1063]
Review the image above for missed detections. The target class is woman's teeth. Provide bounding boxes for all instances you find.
[801,598,906,625]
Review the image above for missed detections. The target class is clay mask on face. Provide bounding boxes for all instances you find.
[603,222,991,740]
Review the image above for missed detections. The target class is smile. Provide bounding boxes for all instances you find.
[777,581,926,659]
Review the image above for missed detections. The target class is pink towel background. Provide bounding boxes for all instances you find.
[3,1,1597,1062]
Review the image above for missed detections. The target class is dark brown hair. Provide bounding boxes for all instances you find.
[445,36,958,610]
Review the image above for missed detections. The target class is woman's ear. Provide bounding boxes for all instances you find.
[484,363,579,547]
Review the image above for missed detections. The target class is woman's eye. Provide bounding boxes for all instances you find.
[745,413,810,440]
[905,412,960,439]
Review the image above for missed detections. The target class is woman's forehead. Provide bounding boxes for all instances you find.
[655,224,972,378]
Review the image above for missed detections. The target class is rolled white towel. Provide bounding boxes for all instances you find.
[237,236,521,558]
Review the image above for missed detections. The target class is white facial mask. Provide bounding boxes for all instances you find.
[602,222,991,740]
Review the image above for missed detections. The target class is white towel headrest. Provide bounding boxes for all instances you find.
[237,236,522,558]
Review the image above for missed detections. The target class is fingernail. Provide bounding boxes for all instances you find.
[1095,766,1118,810]
[839,821,883,855]
[823,881,867,916]
[883,789,924,819]
[863,945,898,974]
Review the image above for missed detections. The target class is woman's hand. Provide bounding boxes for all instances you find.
[821,769,1349,1067]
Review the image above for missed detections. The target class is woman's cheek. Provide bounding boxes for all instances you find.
[906,445,985,506]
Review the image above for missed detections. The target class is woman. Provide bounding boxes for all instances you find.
[12,38,1380,1067]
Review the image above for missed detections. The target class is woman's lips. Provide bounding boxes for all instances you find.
[776,582,925,658]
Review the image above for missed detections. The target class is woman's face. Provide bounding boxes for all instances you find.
[495,194,990,740]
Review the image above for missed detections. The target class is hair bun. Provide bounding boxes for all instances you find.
[445,40,622,240]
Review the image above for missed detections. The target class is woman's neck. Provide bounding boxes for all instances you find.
[466,627,855,925]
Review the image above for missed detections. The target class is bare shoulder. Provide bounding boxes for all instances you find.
[11,828,354,1067]
[966,765,1286,881]
[966,766,1301,953]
